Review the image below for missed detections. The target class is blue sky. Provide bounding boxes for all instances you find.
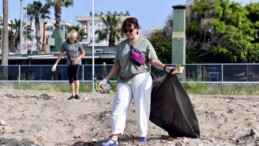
[1,0,258,30]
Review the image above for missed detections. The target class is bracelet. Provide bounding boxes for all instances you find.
[163,65,168,71]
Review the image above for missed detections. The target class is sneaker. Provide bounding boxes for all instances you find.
[75,95,80,99]
[101,139,118,146]
[139,137,148,143]
[67,96,75,100]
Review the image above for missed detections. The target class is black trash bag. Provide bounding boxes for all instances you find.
[150,74,200,138]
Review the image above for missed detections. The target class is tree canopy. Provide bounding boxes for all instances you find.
[148,15,172,64]
[95,14,121,46]
[46,0,74,28]
[148,0,259,63]
[186,0,259,63]
[27,1,50,52]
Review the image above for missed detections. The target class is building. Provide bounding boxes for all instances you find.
[0,15,19,54]
[1,11,131,65]
[27,19,73,54]
[76,11,130,46]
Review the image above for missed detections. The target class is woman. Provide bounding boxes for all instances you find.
[99,17,174,146]
[52,29,85,100]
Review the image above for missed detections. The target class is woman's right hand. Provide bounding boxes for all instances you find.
[51,64,57,72]
[98,78,108,89]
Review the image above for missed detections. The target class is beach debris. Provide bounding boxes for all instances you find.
[73,135,82,139]
[182,137,190,144]
[19,129,25,133]
[37,135,48,144]
[236,129,258,145]
[25,94,52,100]
[0,127,5,135]
[4,94,20,98]
[39,94,52,100]
[0,138,38,146]
[205,111,217,119]
[0,120,7,126]
[175,141,184,146]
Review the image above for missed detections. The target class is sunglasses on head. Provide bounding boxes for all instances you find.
[124,28,135,33]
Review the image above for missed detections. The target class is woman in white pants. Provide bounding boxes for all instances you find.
[100,17,174,146]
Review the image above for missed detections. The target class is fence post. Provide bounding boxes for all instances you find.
[246,64,249,82]
[82,65,85,83]
[221,64,223,83]
[18,65,21,85]
[40,65,42,80]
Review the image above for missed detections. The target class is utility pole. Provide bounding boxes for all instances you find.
[20,0,24,54]
[92,0,95,92]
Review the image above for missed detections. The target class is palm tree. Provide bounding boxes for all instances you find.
[9,19,21,51]
[0,16,2,49]
[95,14,121,46]
[1,0,8,80]
[9,19,33,52]
[2,0,8,65]
[68,25,87,41]
[46,0,73,28]
[27,1,50,52]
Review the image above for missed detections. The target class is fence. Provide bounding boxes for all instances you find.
[0,64,259,83]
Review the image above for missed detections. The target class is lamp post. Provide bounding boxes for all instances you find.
[24,0,28,54]
[20,0,24,54]
[91,0,95,92]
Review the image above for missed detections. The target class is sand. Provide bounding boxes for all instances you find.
[0,86,259,146]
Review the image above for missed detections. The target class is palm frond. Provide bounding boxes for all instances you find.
[97,14,121,46]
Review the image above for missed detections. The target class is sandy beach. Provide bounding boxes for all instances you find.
[0,86,259,146]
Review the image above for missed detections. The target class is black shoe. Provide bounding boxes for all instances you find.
[67,96,75,100]
[75,95,80,99]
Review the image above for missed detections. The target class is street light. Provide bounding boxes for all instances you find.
[20,0,24,54]
[92,0,95,92]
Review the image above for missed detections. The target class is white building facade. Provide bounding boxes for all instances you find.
[76,11,130,46]
[26,19,72,54]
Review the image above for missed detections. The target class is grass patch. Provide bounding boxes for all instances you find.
[14,82,92,92]
[182,83,209,94]
[14,82,116,93]
[13,82,259,95]
[182,82,259,95]
[15,82,33,90]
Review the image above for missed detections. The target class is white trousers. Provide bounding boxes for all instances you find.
[111,72,152,137]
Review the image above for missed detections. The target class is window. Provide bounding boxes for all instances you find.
[46,26,53,31]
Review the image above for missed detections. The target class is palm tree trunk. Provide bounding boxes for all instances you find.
[1,0,9,79]
[2,0,8,65]
[109,33,115,46]
[54,0,61,28]
[42,21,47,53]
[35,17,41,52]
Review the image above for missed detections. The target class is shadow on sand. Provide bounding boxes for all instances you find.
[71,135,172,146]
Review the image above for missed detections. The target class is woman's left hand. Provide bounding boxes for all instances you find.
[165,66,175,73]
[72,57,79,65]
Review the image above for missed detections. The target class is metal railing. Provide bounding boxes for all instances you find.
[0,64,259,83]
